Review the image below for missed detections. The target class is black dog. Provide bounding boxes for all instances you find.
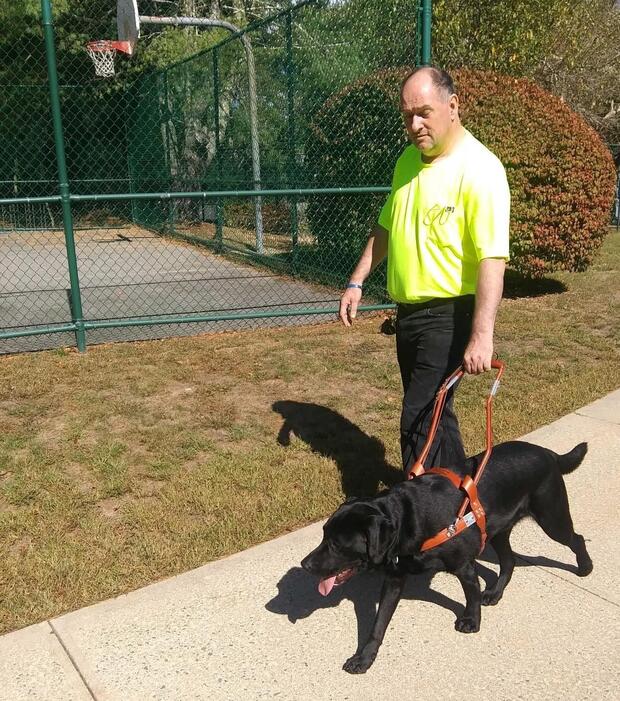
[301,441,593,674]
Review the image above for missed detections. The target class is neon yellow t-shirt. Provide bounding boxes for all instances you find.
[378,129,510,304]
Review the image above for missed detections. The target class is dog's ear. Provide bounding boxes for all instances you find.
[344,495,361,504]
[366,515,397,565]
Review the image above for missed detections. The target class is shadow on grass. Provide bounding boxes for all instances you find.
[503,269,568,299]
[272,400,402,498]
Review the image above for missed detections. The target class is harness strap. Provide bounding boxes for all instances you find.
[408,371,459,477]
[419,468,487,553]
[405,361,504,554]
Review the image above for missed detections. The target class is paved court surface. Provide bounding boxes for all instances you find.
[0,389,618,700]
[0,228,341,354]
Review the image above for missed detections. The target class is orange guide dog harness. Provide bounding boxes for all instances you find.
[406,360,505,554]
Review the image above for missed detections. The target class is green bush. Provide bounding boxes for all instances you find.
[305,76,406,276]
[305,67,616,278]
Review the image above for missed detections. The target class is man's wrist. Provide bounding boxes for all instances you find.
[469,327,494,339]
[346,282,363,290]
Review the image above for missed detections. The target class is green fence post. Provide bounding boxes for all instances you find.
[41,0,86,352]
[213,48,224,252]
[416,1,422,66]
[285,10,299,272]
[421,0,432,66]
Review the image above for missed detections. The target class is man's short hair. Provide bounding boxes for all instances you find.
[400,67,456,101]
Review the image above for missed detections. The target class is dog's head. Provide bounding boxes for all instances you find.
[301,499,398,596]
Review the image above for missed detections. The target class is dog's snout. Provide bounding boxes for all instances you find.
[301,543,325,573]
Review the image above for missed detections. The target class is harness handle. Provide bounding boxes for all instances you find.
[454,359,504,523]
[407,359,504,481]
[407,360,505,554]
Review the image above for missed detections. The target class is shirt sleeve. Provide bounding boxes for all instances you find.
[465,157,511,261]
[378,190,394,232]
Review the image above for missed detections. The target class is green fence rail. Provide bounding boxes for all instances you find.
[0,0,430,354]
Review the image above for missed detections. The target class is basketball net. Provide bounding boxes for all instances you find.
[86,41,132,78]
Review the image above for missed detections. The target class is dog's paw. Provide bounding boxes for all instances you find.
[455,615,480,633]
[481,589,502,606]
[577,560,593,577]
[343,652,375,674]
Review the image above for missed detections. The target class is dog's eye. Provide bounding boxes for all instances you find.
[327,540,345,556]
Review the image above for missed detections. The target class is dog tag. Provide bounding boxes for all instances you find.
[463,512,476,527]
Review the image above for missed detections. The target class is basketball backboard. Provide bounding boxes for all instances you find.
[117,0,140,55]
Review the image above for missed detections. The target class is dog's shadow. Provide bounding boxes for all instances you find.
[477,545,582,586]
[266,566,466,652]
[267,550,581,652]
[270,400,582,649]
[272,400,402,497]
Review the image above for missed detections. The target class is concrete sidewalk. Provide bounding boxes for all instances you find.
[1,390,619,701]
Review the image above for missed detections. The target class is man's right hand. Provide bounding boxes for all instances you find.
[339,286,363,327]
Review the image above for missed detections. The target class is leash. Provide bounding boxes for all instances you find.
[406,360,505,554]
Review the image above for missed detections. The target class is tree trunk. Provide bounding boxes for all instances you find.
[180,1,198,16]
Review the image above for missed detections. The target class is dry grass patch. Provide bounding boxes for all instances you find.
[0,230,619,634]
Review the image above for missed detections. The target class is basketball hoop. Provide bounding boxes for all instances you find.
[86,40,132,78]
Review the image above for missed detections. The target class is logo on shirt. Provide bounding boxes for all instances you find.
[424,204,455,226]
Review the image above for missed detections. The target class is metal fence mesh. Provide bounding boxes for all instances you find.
[0,0,421,354]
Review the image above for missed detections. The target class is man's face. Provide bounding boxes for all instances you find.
[400,74,458,158]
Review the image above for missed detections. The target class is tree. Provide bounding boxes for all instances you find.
[432,0,572,76]
[431,0,620,143]
[534,0,620,143]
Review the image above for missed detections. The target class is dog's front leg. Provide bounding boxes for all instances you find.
[343,572,406,674]
[453,560,481,633]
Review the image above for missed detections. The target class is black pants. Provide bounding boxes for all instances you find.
[396,295,475,476]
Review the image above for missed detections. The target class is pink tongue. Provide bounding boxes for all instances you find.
[318,576,337,596]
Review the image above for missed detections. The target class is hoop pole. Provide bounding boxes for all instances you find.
[421,0,432,65]
[138,14,264,253]
[41,0,86,352]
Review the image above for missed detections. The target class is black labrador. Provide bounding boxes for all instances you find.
[301,440,593,674]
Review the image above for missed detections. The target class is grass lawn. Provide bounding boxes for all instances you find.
[0,230,619,635]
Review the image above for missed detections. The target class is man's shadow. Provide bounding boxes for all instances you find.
[272,400,402,497]
[503,269,567,299]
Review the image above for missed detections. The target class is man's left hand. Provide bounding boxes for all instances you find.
[463,332,493,374]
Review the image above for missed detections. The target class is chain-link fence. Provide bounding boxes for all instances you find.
[0,0,425,354]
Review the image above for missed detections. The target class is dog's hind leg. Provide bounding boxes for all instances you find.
[569,533,593,576]
[531,476,593,577]
[454,561,481,633]
[482,528,515,606]
[343,573,406,674]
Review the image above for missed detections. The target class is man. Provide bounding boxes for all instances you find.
[339,66,510,476]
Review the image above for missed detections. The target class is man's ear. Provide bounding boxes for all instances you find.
[449,93,459,120]
[366,515,397,565]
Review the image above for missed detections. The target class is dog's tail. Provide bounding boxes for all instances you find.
[558,442,588,475]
